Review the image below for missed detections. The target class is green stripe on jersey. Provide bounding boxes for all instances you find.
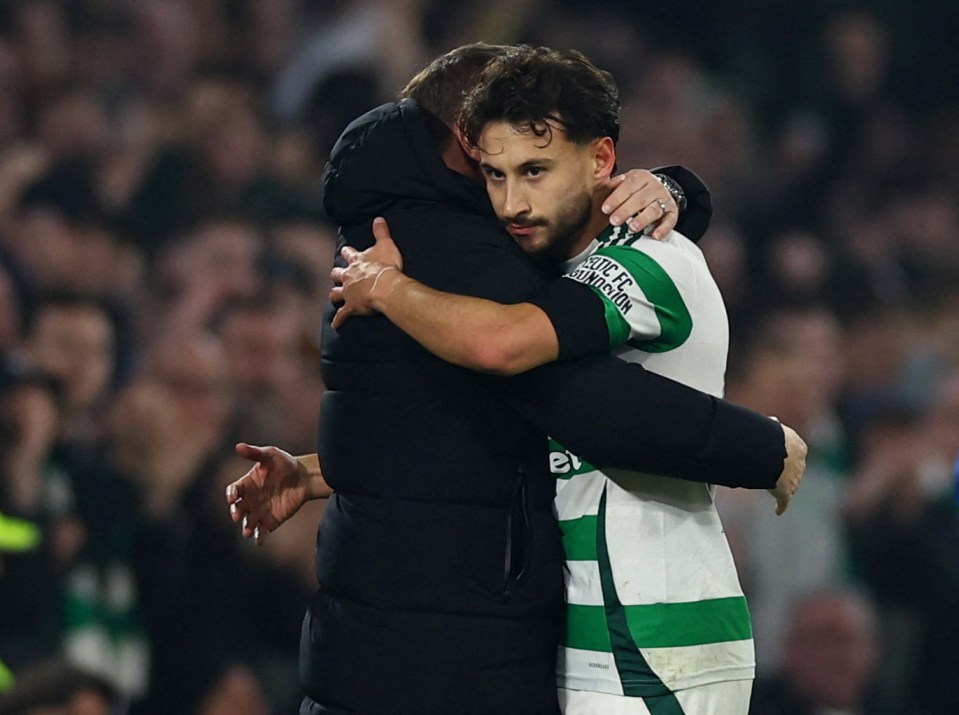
[564,596,753,651]
[591,245,692,353]
[601,294,631,347]
[559,515,598,560]
[596,487,671,698]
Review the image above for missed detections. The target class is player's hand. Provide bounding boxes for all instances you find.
[600,169,678,240]
[330,217,405,329]
[768,422,807,515]
[226,443,311,545]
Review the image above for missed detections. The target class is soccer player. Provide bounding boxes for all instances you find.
[332,45,782,714]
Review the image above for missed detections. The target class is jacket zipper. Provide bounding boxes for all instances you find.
[503,468,530,596]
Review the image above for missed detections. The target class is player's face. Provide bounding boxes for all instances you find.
[478,120,606,264]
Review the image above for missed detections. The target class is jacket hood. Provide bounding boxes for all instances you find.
[323,98,491,227]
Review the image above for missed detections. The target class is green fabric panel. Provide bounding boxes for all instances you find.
[564,603,613,653]
[559,515,598,561]
[644,691,686,715]
[593,245,692,353]
[564,596,753,651]
[595,291,631,347]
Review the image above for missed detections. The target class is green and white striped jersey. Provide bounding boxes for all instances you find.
[552,224,754,696]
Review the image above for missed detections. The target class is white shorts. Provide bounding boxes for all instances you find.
[559,679,752,715]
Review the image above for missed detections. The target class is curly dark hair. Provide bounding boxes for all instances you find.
[459,45,620,149]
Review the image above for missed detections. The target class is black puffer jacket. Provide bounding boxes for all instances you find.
[304,99,784,714]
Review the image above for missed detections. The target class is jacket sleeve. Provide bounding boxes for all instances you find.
[526,278,610,360]
[489,355,786,490]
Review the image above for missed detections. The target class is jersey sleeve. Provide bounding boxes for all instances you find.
[564,237,692,353]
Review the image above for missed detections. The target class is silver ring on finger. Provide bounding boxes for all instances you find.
[654,198,669,216]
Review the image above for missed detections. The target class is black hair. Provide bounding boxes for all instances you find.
[460,45,620,149]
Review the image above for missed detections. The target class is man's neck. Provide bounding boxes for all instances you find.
[567,206,610,259]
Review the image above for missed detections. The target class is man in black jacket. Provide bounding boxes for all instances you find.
[227,44,805,714]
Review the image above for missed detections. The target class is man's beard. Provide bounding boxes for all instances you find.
[507,192,592,265]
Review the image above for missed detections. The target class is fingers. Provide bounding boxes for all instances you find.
[372,216,392,243]
[331,266,346,287]
[649,207,679,240]
[768,485,791,516]
[240,509,280,544]
[602,172,647,224]
[602,170,677,236]
[226,471,255,518]
[232,496,277,543]
[235,442,272,463]
[225,481,240,505]
[244,515,261,541]
[626,200,674,238]
[340,245,360,265]
[330,304,353,330]
[371,217,404,270]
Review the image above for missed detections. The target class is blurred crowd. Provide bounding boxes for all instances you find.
[0,1,956,713]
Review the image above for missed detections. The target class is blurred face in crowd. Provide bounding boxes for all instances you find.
[26,303,114,412]
[766,230,831,298]
[219,300,320,449]
[8,208,77,291]
[923,372,959,462]
[0,264,21,352]
[478,121,612,263]
[0,39,23,144]
[826,11,888,99]
[23,687,113,715]
[112,333,232,499]
[36,88,110,159]
[13,0,72,88]
[220,304,302,395]
[783,592,879,709]
[159,220,263,303]
[143,332,232,434]
[132,0,199,96]
[197,664,269,715]
[730,307,844,430]
[202,101,267,186]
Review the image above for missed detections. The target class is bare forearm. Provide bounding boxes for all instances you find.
[373,271,558,374]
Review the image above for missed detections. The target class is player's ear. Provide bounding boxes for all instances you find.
[592,137,615,180]
[454,123,481,162]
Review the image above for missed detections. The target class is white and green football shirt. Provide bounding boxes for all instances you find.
[552,224,754,697]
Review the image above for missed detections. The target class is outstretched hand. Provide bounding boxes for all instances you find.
[330,217,405,329]
[600,169,678,239]
[226,443,312,545]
